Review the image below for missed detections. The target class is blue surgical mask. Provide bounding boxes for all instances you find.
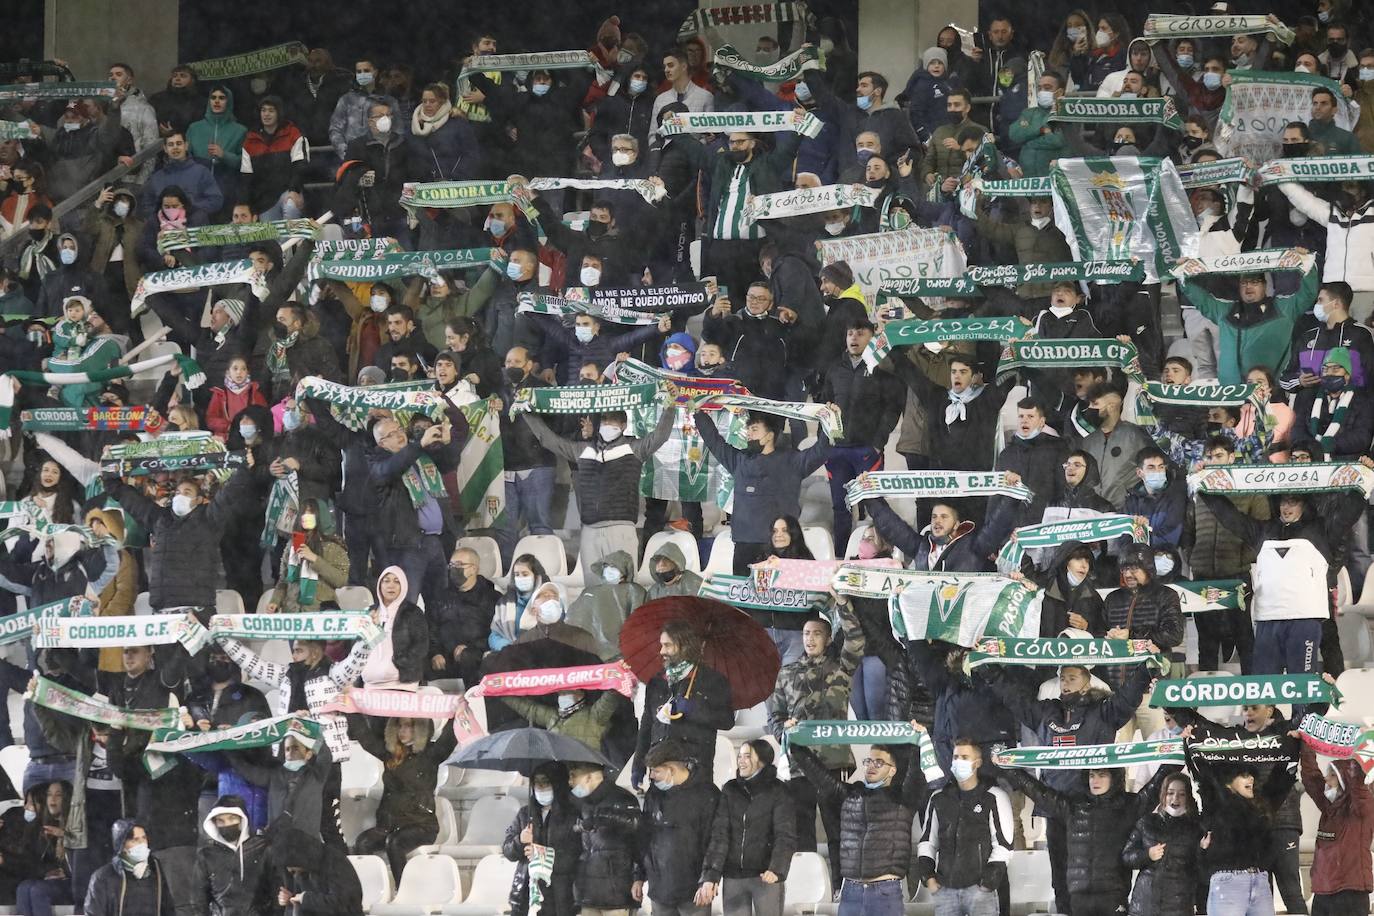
[574,325,595,344]
[283,758,305,772]
[1154,554,1175,576]
[505,260,523,281]
[794,81,812,102]
[652,778,674,791]
[1202,72,1223,90]
[1014,428,1040,440]
[1143,470,1167,491]
[1066,569,1085,587]
[1361,68,1374,83]
[950,759,975,782]
[239,423,257,441]
[1321,375,1349,393]
[856,93,872,110]
[571,782,591,798]
[489,218,507,238]
[629,78,648,95]
[602,566,622,585]
[1036,90,1056,108]
[1118,91,1137,100]
[1176,54,1194,69]
[281,410,300,431]
[534,787,554,805]
[356,71,374,86]
[863,778,887,789]
[23,809,36,823]
[531,83,550,97]
[59,248,77,265]
[1314,302,1329,323]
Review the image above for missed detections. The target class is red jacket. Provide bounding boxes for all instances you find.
[1301,744,1374,894]
[206,382,267,441]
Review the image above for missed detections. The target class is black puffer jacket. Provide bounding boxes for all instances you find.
[1123,810,1206,916]
[84,819,176,916]
[915,775,1013,890]
[348,714,458,831]
[268,824,364,915]
[907,640,1017,771]
[191,798,273,916]
[702,766,797,882]
[1168,708,1302,832]
[503,767,581,916]
[1032,540,1106,637]
[428,575,499,656]
[640,767,719,906]
[1192,741,1298,873]
[570,776,642,909]
[791,744,928,881]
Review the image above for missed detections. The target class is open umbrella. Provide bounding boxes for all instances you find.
[445,727,613,776]
[619,596,781,709]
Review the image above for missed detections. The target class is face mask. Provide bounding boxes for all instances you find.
[534,787,554,805]
[1282,142,1308,158]
[62,120,81,132]
[857,540,879,560]
[505,260,523,281]
[273,320,292,339]
[855,93,872,111]
[1080,407,1102,426]
[574,325,595,343]
[1202,72,1223,90]
[947,109,965,125]
[609,149,633,168]
[1362,68,1374,83]
[1066,569,1085,587]
[513,574,535,593]
[1314,302,1329,323]
[489,218,508,238]
[1329,44,1347,58]
[863,778,887,789]
[598,424,622,442]
[172,494,195,517]
[629,77,648,95]
[1165,803,1186,817]
[219,823,242,843]
[602,566,622,585]
[537,599,562,624]
[1294,65,1311,74]
[27,329,45,346]
[448,566,468,590]
[1154,554,1175,576]
[126,843,150,863]
[1037,90,1056,108]
[112,199,131,218]
[1177,54,1194,69]
[1143,470,1167,491]
[1095,29,1111,47]
[505,366,526,384]
[23,809,36,823]
[571,782,592,798]
[59,248,77,265]
[586,221,609,240]
[1321,375,1348,393]
[652,567,678,584]
[1031,216,1052,229]
[239,423,257,441]
[580,266,601,286]
[1067,27,1086,42]
[370,294,389,312]
[356,71,374,86]
[1118,91,1137,100]
[1318,10,1331,22]
[652,778,674,791]
[1015,427,1042,441]
[531,83,550,97]
[824,220,846,236]
[282,410,300,431]
[283,758,305,772]
[794,81,812,102]
[997,70,1014,88]
[950,759,975,782]
[1325,786,1340,802]
[855,148,876,165]
[665,349,691,371]
[1049,304,1073,318]
[208,658,237,682]
[555,692,580,713]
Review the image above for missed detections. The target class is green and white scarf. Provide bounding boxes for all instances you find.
[35,614,209,655]
[993,738,1186,770]
[1175,579,1248,611]
[1189,734,1294,765]
[314,238,402,260]
[997,515,1148,569]
[145,715,320,779]
[1255,154,1374,185]
[1217,72,1353,163]
[29,676,180,732]
[1050,97,1184,131]
[697,394,844,440]
[295,376,446,427]
[862,315,1023,369]
[285,541,319,606]
[968,637,1167,669]
[886,260,1145,300]
[1150,674,1340,708]
[0,121,36,140]
[210,612,382,644]
[516,291,661,327]
[817,227,968,312]
[306,248,495,284]
[188,42,309,80]
[996,338,1144,385]
[1187,462,1374,499]
[157,218,320,254]
[742,184,878,222]
[783,721,944,782]
[0,597,94,647]
[1172,248,1316,280]
[399,181,515,213]
[402,453,446,508]
[659,109,823,138]
[1136,381,1263,429]
[981,176,1053,197]
[844,471,1032,508]
[679,2,804,37]
[1309,388,1353,453]
[1142,14,1295,45]
[527,177,665,203]
[697,574,826,612]
[878,571,1042,647]
[0,81,117,101]
[266,330,298,383]
[455,397,507,529]
[261,471,299,548]
[457,50,599,85]
[99,435,240,477]
[130,260,259,317]
[712,43,819,83]
[510,383,661,416]
[1176,158,1255,188]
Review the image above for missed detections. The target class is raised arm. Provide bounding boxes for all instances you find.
[629,405,677,460]
[217,637,288,685]
[520,413,583,462]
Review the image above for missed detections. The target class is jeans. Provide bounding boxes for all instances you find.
[16,876,72,916]
[722,876,784,915]
[498,466,556,566]
[849,654,888,720]
[343,511,378,586]
[825,445,883,551]
[381,533,448,607]
[1252,618,1321,676]
[1312,890,1371,916]
[1208,869,1273,916]
[932,885,999,916]
[767,628,805,667]
[839,878,904,916]
[650,902,710,916]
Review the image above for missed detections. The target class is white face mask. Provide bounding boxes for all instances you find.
[1095,29,1111,47]
[113,200,131,218]
[374,115,392,133]
[574,325,595,344]
[599,423,623,442]
[370,294,388,312]
[602,566,622,585]
[534,787,554,806]
[537,599,562,624]
[59,248,77,265]
[513,574,535,593]
[1031,216,1051,229]
[629,78,648,95]
[23,809,36,823]
[1066,569,1085,587]
[580,266,601,286]
[1036,90,1056,109]
[1049,305,1073,318]
[824,220,846,236]
[1325,786,1340,802]
[557,693,577,712]
[611,151,633,167]
[950,759,975,782]
[126,842,150,863]
[171,493,195,517]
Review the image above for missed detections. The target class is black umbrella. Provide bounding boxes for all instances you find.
[445,727,613,776]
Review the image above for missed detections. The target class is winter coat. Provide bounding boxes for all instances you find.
[792,744,928,880]
[1300,746,1374,895]
[239,121,308,215]
[269,534,348,613]
[671,128,803,242]
[349,715,458,831]
[406,110,481,182]
[1192,739,1297,872]
[428,575,498,658]
[633,664,734,780]
[328,88,403,159]
[1033,542,1106,637]
[80,204,145,299]
[1102,580,1184,654]
[206,383,268,441]
[85,835,175,916]
[502,791,581,915]
[766,600,865,768]
[640,768,720,906]
[191,805,272,916]
[187,89,247,186]
[151,82,205,135]
[366,437,461,551]
[866,497,993,572]
[1182,264,1319,384]
[42,108,124,201]
[570,777,642,908]
[1080,420,1154,508]
[702,309,790,400]
[816,353,905,448]
[904,69,959,142]
[1188,491,1269,579]
[888,356,1006,472]
[644,541,703,601]
[1290,386,1374,461]
[268,825,364,915]
[340,131,409,222]
[907,639,1018,769]
[1007,106,1068,178]
[503,687,620,751]
[253,315,342,400]
[1123,810,1206,916]
[227,741,335,841]
[992,430,1071,533]
[140,156,224,220]
[566,551,643,650]
[702,765,796,881]
[915,776,1014,889]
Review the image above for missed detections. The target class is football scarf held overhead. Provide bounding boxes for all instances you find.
[844,470,1033,508]
[711,43,819,83]
[516,291,659,327]
[997,515,1149,569]
[294,376,447,424]
[1141,14,1295,45]
[1175,158,1255,188]
[0,121,36,141]
[680,2,804,37]
[749,557,901,592]
[1217,72,1354,163]
[510,383,661,416]
[1188,462,1374,499]
[0,81,117,101]
[1255,155,1374,185]
[996,338,1144,385]
[144,715,321,779]
[209,612,382,645]
[21,405,163,433]
[457,50,599,85]
[0,597,94,647]
[698,574,827,612]
[130,260,259,317]
[884,572,1043,647]
[314,237,403,260]
[1296,712,1368,759]
[861,315,1024,369]
[321,685,479,717]
[305,248,493,283]
[474,661,638,699]
[614,358,751,408]
[1150,674,1340,708]
[29,676,180,732]
[1142,382,1259,408]
[34,614,209,654]
[1050,96,1184,131]
[187,42,309,80]
[399,181,515,213]
[884,260,1145,300]
[742,184,879,222]
[696,394,844,440]
[99,438,244,477]
[994,738,1186,770]
[157,218,320,255]
[981,176,1052,197]
[658,109,823,138]
[1172,249,1316,279]
[1189,733,1295,765]
[6,352,204,392]
[968,637,1167,669]
[527,177,666,203]
[817,227,968,311]
[783,721,942,781]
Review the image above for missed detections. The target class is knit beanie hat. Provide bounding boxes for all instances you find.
[214,298,246,326]
[923,47,948,68]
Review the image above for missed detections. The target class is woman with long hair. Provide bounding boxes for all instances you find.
[15,781,72,916]
[443,316,503,397]
[18,456,81,525]
[489,554,550,652]
[1123,771,1205,916]
[266,499,350,613]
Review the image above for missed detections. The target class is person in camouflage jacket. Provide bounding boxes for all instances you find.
[766,595,864,885]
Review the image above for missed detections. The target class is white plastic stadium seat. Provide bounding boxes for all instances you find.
[444,794,520,857]
[0,746,28,794]
[1337,613,1373,669]
[215,589,244,615]
[441,854,518,915]
[407,795,460,859]
[348,854,394,909]
[725,703,768,744]
[333,585,373,611]
[512,534,569,577]
[783,852,831,914]
[1357,563,1374,606]
[133,591,153,615]
[253,591,274,614]
[1333,668,1374,724]
[713,733,736,787]
[457,536,504,581]
[703,527,735,576]
[1007,850,1055,910]
[636,529,702,586]
[339,741,384,846]
[371,854,464,914]
[801,526,835,560]
[1336,566,1353,610]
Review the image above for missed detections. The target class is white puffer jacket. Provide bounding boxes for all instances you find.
[1280,184,1374,291]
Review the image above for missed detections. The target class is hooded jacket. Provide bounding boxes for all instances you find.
[191,798,272,916]
[1045,450,1116,516]
[348,713,458,832]
[702,763,796,882]
[1033,541,1106,637]
[644,541,703,600]
[766,599,865,768]
[570,773,642,908]
[1300,744,1374,895]
[1191,739,1298,873]
[150,78,205,134]
[84,819,176,916]
[187,87,247,183]
[640,763,720,905]
[140,154,224,221]
[240,116,308,214]
[268,824,363,915]
[992,428,1071,532]
[503,762,581,915]
[1101,551,1185,661]
[566,551,644,649]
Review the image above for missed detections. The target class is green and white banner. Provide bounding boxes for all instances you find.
[516,291,659,327]
[885,260,1144,300]
[994,738,1186,770]
[1150,674,1340,708]
[969,637,1166,669]
[818,227,968,312]
[1050,157,1198,282]
[0,121,38,140]
[1189,733,1294,765]
[145,715,321,779]
[697,394,844,441]
[0,81,117,101]
[1175,579,1249,612]
[314,238,402,260]
[130,260,259,317]
[509,383,660,416]
[1172,248,1315,280]
[1255,154,1374,185]
[862,315,1023,369]
[1175,158,1254,188]
[34,614,209,655]
[998,514,1148,570]
[1050,96,1183,131]
[0,597,94,647]
[527,177,665,203]
[157,218,320,255]
[29,676,180,732]
[885,572,1043,647]
[455,397,506,530]
[783,720,943,781]
[209,612,381,645]
[457,50,599,85]
[1143,382,1259,407]
[712,43,818,83]
[658,109,823,138]
[698,574,826,612]
[996,338,1144,384]
[99,436,243,477]
[305,248,492,283]
[1217,71,1354,163]
[188,42,309,80]
[844,471,1032,508]
[981,176,1052,198]
[400,181,514,213]
[742,183,878,222]
[1188,462,1374,499]
[680,2,805,37]
[1142,14,1295,45]
[295,375,446,425]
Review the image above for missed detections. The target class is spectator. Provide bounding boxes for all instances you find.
[632,622,734,787]
[700,739,796,914]
[329,57,402,159]
[139,131,223,219]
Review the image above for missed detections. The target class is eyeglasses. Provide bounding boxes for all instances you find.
[1063,461,1087,470]
[861,758,892,769]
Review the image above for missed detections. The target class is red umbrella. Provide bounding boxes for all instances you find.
[619,596,781,709]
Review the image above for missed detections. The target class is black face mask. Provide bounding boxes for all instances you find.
[28,228,45,241]
[448,566,468,589]
[1282,142,1309,158]
[505,366,526,384]
[730,148,751,163]
[1181,135,1204,150]
[1080,406,1102,426]
[219,823,242,843]
[272,320,291,338]
[1329,43,1347,58]
[207,659,237,682]
[865,178,886,188]
[1337,191,1363,212]
[652,567,679,584]
[1205,422,1224,436]
[586,221,609,239]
